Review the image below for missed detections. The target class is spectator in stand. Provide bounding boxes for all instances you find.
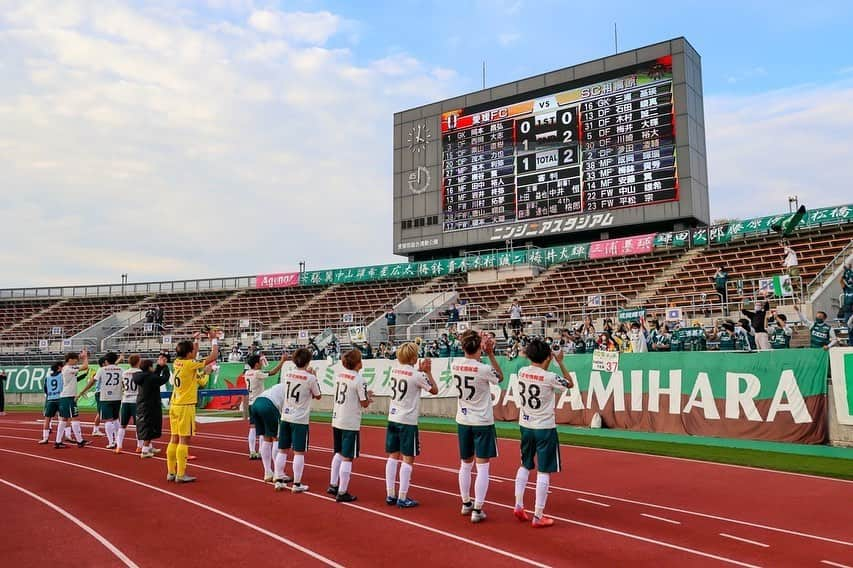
[839,258,853,322]
[145,308,155,324]
[614,324,632,352]
[650,323,671,351]
[509,301,523,332]
[735,320,755,351]
[713,322,736,351]
[602,318,614,334]
[446,303,460,325]
[156,305,165,326]
[596,332,618,352]
[0,369,6,416]
[768,311,792,349]
[714,266,729,315]
[228,346,242,363]
[782,243,799,278]
[628,320,649,353]
[742,300,771,350]
[561,330,576,354]
[385,308,397,340]
[794,305,838,350]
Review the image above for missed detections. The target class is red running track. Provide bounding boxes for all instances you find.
[1,412,851,568]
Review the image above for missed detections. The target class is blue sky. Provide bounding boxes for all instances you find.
[1,1,852,286]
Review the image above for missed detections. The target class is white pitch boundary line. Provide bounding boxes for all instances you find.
[719,533,770,548]
[821,560,853,568]
[0,447,344,568]
[641,513,681,525]
[0,478,139,568]
[0,435,551,568]
[577,498,611,508]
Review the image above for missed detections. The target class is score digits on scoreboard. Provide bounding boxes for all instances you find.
[441,58,678,232]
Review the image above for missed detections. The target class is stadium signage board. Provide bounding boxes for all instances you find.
[618,308,647,322]
[592,350,620,372]
[255,272,300,289]
[588,233,655,259]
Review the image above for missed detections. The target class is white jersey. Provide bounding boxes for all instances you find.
[451,359,499,426]
[61,364,81,398]
[96,365,123,401]
[516,366,570,429]
[332,369,368,431]
[121,368,141,403]
[388,364,432,426]
[281,369,320,425]
[245,369,269,404]
[259,383,287,413]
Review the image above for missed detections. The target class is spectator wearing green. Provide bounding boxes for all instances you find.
[649,322,671,352]
[839,258,853,322]
[793,305,838,350]
[715,322,737,351]
[769,312,792,349]
[714,266,729,315]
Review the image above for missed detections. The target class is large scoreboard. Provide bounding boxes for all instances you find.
[393,38,708,258]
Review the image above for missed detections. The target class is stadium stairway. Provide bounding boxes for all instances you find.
[626,248,704,309]
[1,298,68,339]
[486,265,559,320]
[270,284,340,331]
[178,289,246,333]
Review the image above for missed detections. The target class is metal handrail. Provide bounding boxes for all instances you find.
[806,240,853,295]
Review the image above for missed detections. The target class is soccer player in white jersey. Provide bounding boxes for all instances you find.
[56,351,90,448]
[384,342,438,508]
[513,338,573,528]
[274,348,321,493]
[328,349,373,503]
[80,352,122,449]
[249,377,288,483]
[39,362,64,444]
[452,329,503,523]
[116,355,143,453]
[245,351,287,460]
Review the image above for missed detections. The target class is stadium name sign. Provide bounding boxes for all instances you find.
[2,365,50,393]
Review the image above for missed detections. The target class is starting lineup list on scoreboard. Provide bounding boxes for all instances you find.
[441,61,678,232]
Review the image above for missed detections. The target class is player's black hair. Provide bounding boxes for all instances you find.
[158,351,172,364]
[64,352,79,363]
[50,361,63,374]
[525,339,552,364]
[722,322,735,332]
[105,352,119,365]
[816,311,828,319]
[98,356,107,366]
[291,348,312,368]
[175,340,194,358]
[777,314,788,322]
[247,354,262,369]
[140,359,154,372]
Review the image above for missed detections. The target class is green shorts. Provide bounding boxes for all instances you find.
[457,424,498,460]
[333,427,360,459]
[520,426,561,473]
[251,398,281,438]
[58,397,79,419]
[120,403,137,427]
[44,399,60,418]
[385,421,420,457]
[248,403,255,426]
[99,400,121,420]
[278,421,309,452]
[94,393,101,411]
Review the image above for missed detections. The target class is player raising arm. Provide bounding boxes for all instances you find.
[39,362,64,444]
[513,339,573,528]
[246,351,288,460]
[167,330,219,483]
[328,349,374,503]
[274,348,321,493]
[80,352,122,449]
[56,351,90,448]
[385,342,438,509]
[116,355,143,453]
[134,354,171,458]
[452,329,503,523]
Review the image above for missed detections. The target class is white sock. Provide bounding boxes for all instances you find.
[136,434,143,449]
[116,427,126,449]
[105,421,116,445]
[515,466,530,509]
[534,472,550,518]
[458,461,473,503]
[248,428,257,454]
[64,426,72,439]
[398,462,413,500]
[385,458,399,497]
[260,441,273,476]
[293,454,305,484]
[474,462,490,509]
[71,421,83,443]
[330,453,342,487]
[339,461,353,494]
[92,425,100,434]
[274,452,288,479]
[56,421,67,443]
[42,429,49,440]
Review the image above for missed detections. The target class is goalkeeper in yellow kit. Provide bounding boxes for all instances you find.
[167,330,219,483]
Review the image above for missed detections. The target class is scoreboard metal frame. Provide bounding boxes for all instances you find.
[393,38,708,259]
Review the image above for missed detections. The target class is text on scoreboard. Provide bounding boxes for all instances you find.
[441,58,677,232]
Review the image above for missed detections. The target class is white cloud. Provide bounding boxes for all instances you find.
[0,1,462,287]
[705,79,853,220]
[498,32,520,46]
[248,9,341,45]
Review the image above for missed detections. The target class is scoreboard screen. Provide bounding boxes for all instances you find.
[440,57,677,232]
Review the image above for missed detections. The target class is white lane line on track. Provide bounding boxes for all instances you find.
[641,514,681,525]
[0,447,344,568]
[0,434,551,568]
[719,533,770,548]
[0,478,139,568]
[577,498,611,508]
[821,560,853,568]
[175,427,853,549]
